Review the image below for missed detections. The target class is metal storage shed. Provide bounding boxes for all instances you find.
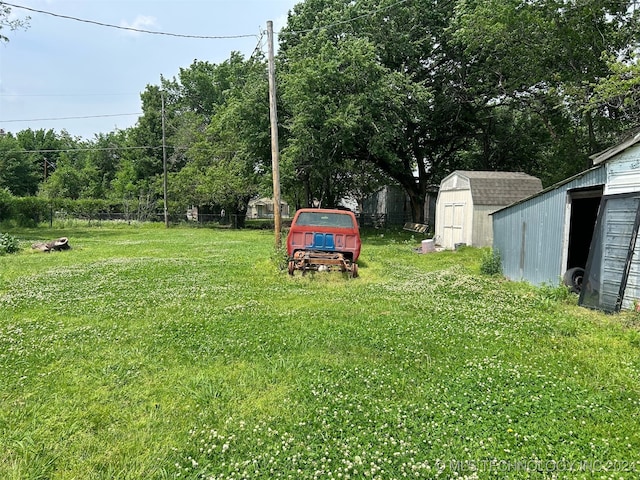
[361,185,437,228]
[435,171,542,249]
[492,167,606,286]
[493,130,640,312]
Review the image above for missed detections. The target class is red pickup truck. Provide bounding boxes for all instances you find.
[286,208,361,277]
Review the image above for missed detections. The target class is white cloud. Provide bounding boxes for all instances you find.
[273,12,289,33]
[119,15,158,36]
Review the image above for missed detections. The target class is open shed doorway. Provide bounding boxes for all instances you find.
[563,187,603,293]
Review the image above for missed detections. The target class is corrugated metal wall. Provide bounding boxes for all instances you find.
[579,194,640,312]
[605,144,640,195]
[361,186,435,227]
[623,237,640,310]
[576,145,640,311]
[493,166,607,286]
[619,150,640,308]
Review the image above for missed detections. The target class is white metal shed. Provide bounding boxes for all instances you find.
[435,171,542,249]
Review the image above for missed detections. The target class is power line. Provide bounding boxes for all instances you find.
[0,93,139,97]
[0,113,143,123]
[250,29,267,59]
[0,145,246,155]
[4,2,258,40]
[5,146,164,154]
[6,0,414,42]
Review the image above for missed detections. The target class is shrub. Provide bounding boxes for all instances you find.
[538,282,575,304]
[13,197,51,227]
[0,232,20,255]
[271,243,289,271]
[480,248,502,275]
[0,188,16,222]
[71,198,113,219]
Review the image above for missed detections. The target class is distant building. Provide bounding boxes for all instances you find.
[186,205,221,222]
[361,185,437,228]
[247,197,290,219]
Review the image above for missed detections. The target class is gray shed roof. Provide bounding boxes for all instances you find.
[449,170,543,206]
[590,129,640,165]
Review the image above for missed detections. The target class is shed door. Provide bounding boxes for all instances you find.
[443,203,465,248]
[579,194,640,312]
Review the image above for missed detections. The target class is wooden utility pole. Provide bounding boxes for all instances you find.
[161,90,169,228]
[267,20,282,249]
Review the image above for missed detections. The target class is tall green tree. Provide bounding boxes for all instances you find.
[0,132,39,196]
[174,54,253,122]
[280,34,391,208]
[129,85,167,183]
[80,130,131,199]
[280,0,477,222]
[12,129,79,194]
[39,154,83,200]
[110,159,138,201]
[279,0,639,220]
[167,53,271,223]
[589,54,640,130]
[449,0,640,181]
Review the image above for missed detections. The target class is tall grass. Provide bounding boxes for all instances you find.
[1,224,639,479]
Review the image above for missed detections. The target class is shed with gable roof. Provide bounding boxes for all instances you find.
[435,170,542,249]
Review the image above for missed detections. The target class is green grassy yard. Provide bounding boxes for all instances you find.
[1,224,639,479]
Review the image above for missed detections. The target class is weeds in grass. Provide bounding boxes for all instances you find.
[1,227,639,479]
[270,243,289,271]
[537,282,576,304]
[479,248,502,275]
[0,232,20,255]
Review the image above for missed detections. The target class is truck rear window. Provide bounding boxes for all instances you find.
[295,212,355,228]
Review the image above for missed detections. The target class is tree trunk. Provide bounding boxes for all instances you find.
[31,237,71,252]
[407,191,426,224]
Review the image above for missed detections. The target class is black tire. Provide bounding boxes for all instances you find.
[563,267,585,294]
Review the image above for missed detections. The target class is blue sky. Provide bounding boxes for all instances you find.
[0,0,299,140]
